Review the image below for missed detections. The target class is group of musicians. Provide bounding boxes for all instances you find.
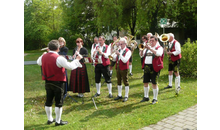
[37,33,182,126]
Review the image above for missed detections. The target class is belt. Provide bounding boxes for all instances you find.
[146,53,153,56]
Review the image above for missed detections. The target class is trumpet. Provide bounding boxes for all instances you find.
[108,38,121,61]
[138,40,150,51]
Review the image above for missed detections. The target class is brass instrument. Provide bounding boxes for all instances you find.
[159,33,170,43]
[159,33,170,56]
[108,38,121,61]
[138,40,150,51]
[127,34,137,54]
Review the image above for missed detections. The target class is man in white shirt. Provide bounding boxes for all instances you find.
[164,33,182,95]
[92,36,113,98]
[37,40,82,126]
[91,37,99,64]
[140,36,163,104]
[113,38,131,102]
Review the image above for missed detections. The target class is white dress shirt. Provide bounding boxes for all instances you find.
[92,43,110,63]
[37,51,82,70]
[113,47,131,63]
[140,45,163,64]
[169,39,181,56]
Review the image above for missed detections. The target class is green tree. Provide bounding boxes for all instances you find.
[24,0,63,50]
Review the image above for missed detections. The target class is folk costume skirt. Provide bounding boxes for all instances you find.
[69,62,90,93]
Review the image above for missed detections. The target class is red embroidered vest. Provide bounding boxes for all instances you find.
[115,48,130,70]
[142,46,164,72]
[94,44,110,66]
[170,40,182,62]
[42,53,66,81]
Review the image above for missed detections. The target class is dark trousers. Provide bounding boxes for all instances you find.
[116,65,129,86]
[143,64,159,84]
[95,64,111,83]
[45,80,65,107]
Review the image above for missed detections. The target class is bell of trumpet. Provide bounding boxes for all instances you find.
[159,34,170,43]
[108,53,115,61]
[138,43,145,51]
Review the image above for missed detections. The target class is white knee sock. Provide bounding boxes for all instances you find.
[96,83,101,94]
[55,107,62,124]
[45,106,53,121]
[177,75,180,86]
[110,70,113,75]
[144,86,150,98]
[118,85,122,97]
[107,83,112,94]
[125,86,129,98]
[129,65,132,73]
[169,75,173,86]
[153,87,159,100]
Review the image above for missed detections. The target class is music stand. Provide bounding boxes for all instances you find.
[84,57,98,109]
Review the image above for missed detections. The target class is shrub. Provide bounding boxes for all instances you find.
[179,38,197,78]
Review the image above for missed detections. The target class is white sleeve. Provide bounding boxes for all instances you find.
[56,56,82,70]
[172,42,181,56]
[119,50,131,63]
[37,55,43,66]
[140,49,147,58]
[102,46,110,58]
[91,45,94,59]
[155,47,163,57]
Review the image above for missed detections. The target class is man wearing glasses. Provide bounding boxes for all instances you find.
[140,36,164,104]
[113,38,131,102]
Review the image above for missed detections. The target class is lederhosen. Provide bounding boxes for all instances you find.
[94,45,111,83]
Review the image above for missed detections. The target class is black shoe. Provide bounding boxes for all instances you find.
[109,94,113,98]
[114,96,122,100]
[164,85,172,89]
[151,99,158,104]
[55,120,68,126]
[93,93,100,97]
[175,86,181,94]
[129,73,133,76]
[47,119,55,125]
[123,97,128,102]
[140,97,149,102]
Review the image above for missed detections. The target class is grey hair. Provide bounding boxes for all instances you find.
[48,40,60,51]
[99,36,105,40]
[120,37,127,45]
[147,33,153,36]
[94,37,98,40]
[168,33,174,39]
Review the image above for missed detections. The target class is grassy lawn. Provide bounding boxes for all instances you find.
[24,49,197,130]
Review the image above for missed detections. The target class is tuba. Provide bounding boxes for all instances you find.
[159,33,170,43]
[127,34,137,54]
[159,33,170,56]
[108,38,120,61]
